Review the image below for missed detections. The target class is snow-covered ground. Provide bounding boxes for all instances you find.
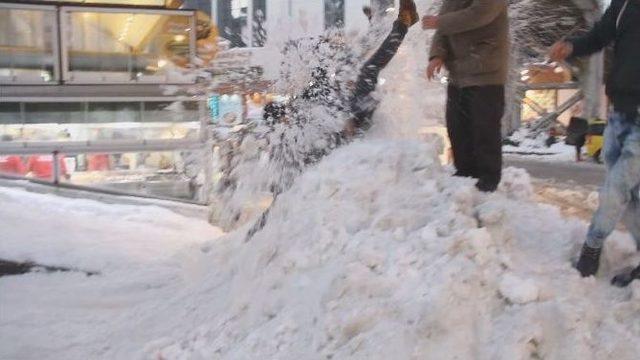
[2,140,640,360]
[2,1,638,357]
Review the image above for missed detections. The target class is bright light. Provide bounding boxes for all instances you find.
[553,66,564,74]
[386,7,396,12]
[157,59,168,68]
[379,78,386,85]
[174,35,187,42]
[41,71,51,82]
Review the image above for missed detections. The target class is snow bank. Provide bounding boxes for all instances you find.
[2,140,639,360]
[136,140,638,360]
[0,186,221,272]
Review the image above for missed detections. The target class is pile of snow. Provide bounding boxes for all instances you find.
[143,140,637,359]
[2,140,640,359]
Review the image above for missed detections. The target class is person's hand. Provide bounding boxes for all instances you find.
[343,118,357,138]
[549,41,573,62]
[427,57,444,81]
[422,15,439,30]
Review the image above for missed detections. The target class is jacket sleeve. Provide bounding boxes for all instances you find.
[429,31,449,60]
[437,0,507,35]
[569,1,619,58]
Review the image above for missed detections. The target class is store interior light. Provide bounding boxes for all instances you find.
[174,35,187,42]
[157,59,168,68]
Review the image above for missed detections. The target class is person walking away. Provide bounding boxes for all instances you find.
[549,0,640,286]
[423,0,509,192]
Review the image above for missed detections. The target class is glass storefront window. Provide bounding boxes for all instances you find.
[325,0,345,30]
[0,4,58,84]
[217,0,267,48]
[0,100,202,143]
[62,8,196,84]
[66,149,205,200]
[0,149,206,201]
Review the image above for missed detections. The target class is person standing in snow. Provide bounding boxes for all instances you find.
[549,0,640,286]
[422,0,509,192]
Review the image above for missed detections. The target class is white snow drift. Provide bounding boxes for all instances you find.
[2,140,639,360]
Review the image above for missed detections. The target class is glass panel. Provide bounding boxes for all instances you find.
[64,9,195,83]
[39,1,167,5]
[325,0,345,30]
[217,0,249,48]
[66,149,205,200]
[252,0,266,47]
[0,101,201,143]
[0,6,57,84]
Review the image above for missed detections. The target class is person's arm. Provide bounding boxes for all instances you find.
[429,31,449,61]
[568,2,619,58]
[437,0,507,35]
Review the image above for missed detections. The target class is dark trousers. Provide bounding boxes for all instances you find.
[446,85,504,190]
[351,20,408,129]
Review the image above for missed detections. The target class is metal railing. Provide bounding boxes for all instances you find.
[0,96,214,202]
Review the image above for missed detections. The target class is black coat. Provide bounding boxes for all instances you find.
[570,0,640,113]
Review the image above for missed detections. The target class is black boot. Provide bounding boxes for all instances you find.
[398,0,419,27]
[611,263,640,287]
[476,178,498,193]
[575,243,602,277]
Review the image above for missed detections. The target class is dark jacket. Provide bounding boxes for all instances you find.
[429,0,510,88]
[569,0,640,113]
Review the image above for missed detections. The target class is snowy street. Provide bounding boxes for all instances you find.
[505,156,606,187]
[2,0,640,358]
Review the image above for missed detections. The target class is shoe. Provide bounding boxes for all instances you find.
[575,243,602,277]
[476,179,498,192]
[398,0,419,27]
[453,171,472,178]
[611,263,640,287]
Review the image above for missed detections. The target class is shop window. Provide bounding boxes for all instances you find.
[217,0,249,48]
[66,149,206,201]
[61,8,196,84]
[216,0,267,48]
[252,0,267,47]
[325,0,345,30]
[0,100,203,144]
[0,103,21,126]
[0,4,58,84]
[25,103,84,125]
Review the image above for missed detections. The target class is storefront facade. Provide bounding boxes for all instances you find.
[0,1,213,202]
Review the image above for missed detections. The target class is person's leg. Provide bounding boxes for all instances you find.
[577,113,640,276]
[468,85,505,191]
[350,20,410,129]
[621,185,640,250]
[446,85,475,177]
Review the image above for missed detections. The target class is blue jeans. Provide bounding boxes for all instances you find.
[587,111,640,249]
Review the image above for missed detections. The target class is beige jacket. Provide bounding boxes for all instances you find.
[429,0,509,88]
